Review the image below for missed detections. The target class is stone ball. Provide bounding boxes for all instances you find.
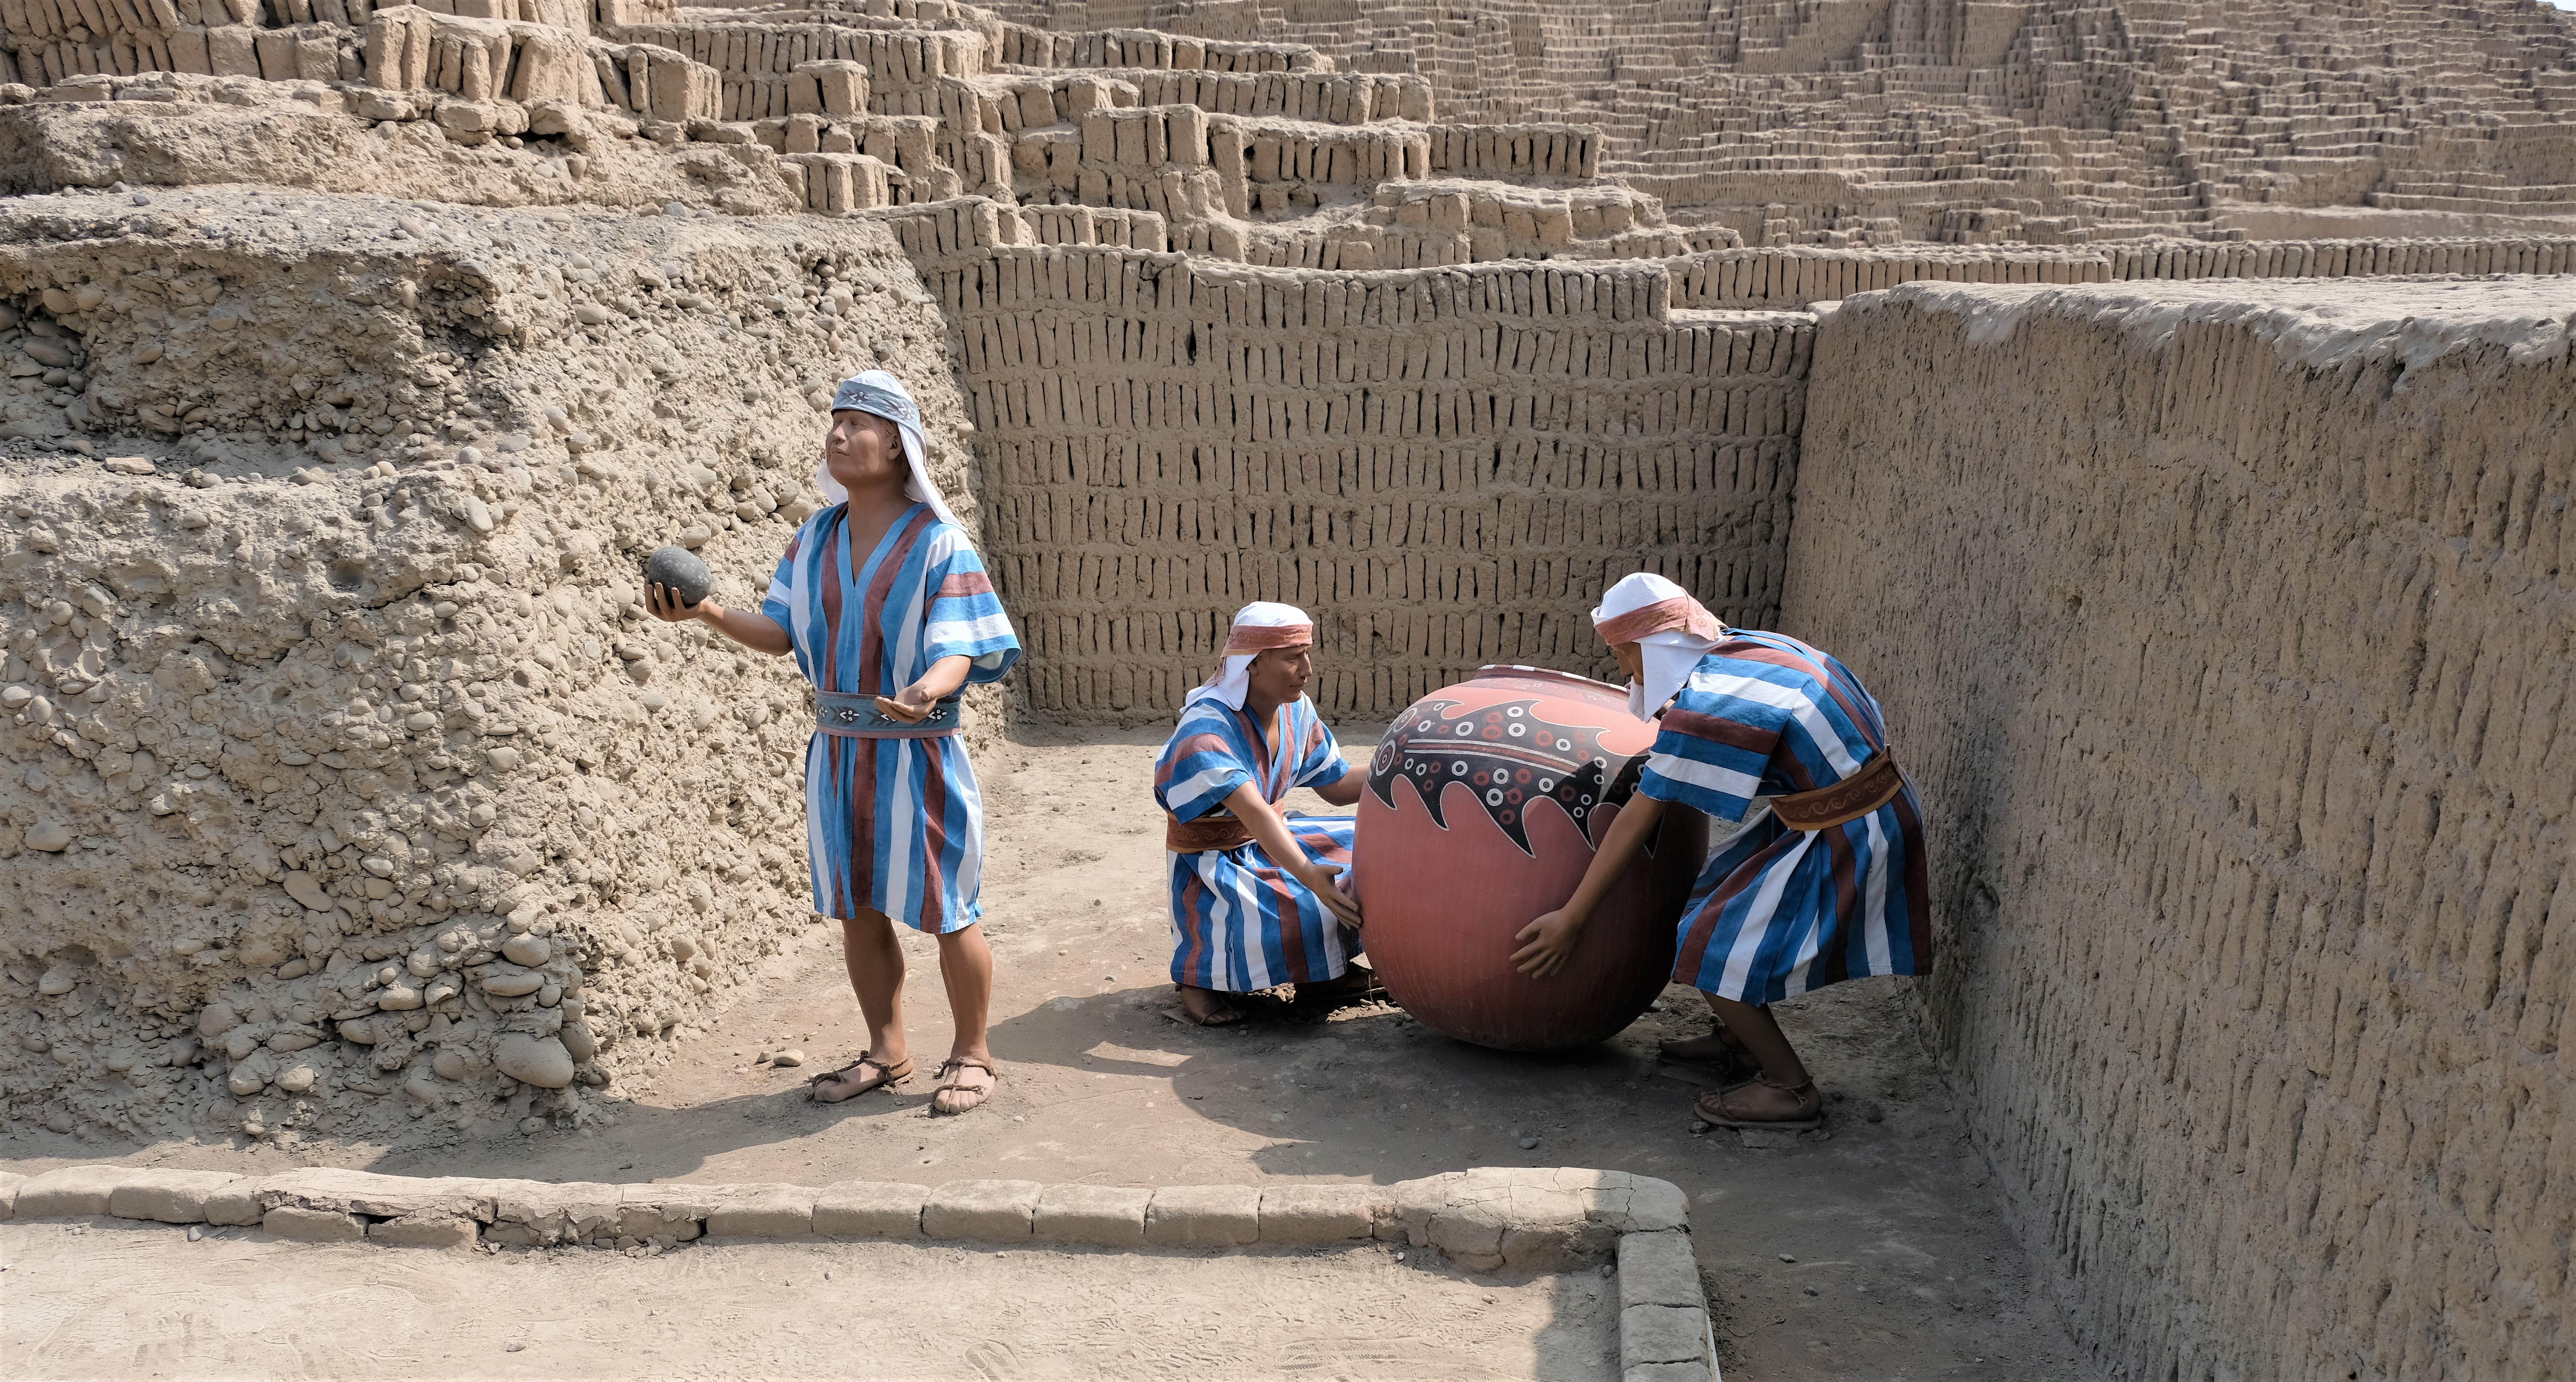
[495,1033,575,1089]
[644,545,712,607]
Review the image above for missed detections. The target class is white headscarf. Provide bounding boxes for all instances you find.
[1591,573,1726,721]
[1184,601,1313,712]
[814,370,960,528]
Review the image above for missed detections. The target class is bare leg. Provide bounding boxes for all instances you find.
[1707,996,1807,1084]
[1696,994,1824,1126]
[843,908,909,1063]
[930,923,998,1113]
[811,909,911,1102]
[1659,991,1755,1069]
[934,924,993,1062]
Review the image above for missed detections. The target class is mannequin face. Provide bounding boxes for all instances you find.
[1611,641,1645,682]
[823,409,907,499]
[1245,644,1314,709]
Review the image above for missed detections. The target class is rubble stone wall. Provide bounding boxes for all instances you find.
[1783,276,2576,1379]
[0,190,988,1145]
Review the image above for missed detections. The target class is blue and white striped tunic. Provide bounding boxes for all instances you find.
[1154,695,1359,991]
[1639,630,1932,1003]
[762,502,1020,934]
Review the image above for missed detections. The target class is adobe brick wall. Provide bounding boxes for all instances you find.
[901,233,1811,722]
[1784,275,2576,1379]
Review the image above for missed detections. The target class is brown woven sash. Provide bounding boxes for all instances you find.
[1166,814,1254,852]
[1771,751,1907,832]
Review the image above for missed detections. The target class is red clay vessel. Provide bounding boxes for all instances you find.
[1354,665,1707,1052]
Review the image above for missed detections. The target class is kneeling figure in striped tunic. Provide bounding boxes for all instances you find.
[1154,603,1368,1027]
[1514,573,1931,1130]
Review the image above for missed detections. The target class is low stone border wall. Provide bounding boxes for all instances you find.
[1,1163,1716,1380]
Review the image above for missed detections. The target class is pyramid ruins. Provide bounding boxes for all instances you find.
[0,0,2567,1376]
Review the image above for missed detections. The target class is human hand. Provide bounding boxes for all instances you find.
[1292,860,1363,929]
[646,582,708,624]
[873,679,939,723]
[1511,908,1588,978]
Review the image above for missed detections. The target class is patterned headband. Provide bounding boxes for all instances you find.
[1594,595,1723,645]
[1224,622,1313,654]
[831,378,921,430]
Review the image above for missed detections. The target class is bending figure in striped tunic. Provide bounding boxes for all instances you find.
[1514,573,1930,1130]
[1154,603,1368,1027]
[647,370,1020,1115]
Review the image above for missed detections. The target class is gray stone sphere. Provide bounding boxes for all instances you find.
[644,545,712,607]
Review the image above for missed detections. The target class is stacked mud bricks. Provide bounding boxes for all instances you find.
[902,224,1810,723]
[983,0,2576,248]
[883,191,2570,726]
[1789,278,2576,1380]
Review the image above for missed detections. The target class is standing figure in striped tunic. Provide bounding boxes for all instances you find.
[647,370,1020,1115]
[1514,573,1930,1130]
[1154,603,1368,1027]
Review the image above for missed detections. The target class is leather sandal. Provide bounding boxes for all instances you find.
[1695,1072,1825,1130]
[807,1051,911,1104]
[929,1056,999,1115]
[1176,983,1245,1027]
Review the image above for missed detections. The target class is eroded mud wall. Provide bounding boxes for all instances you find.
[1785,277,2576,1377]
[0,190,984,1144]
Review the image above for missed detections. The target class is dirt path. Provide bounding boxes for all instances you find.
[1,723,2092,1381]
[4,1221,1609,1380]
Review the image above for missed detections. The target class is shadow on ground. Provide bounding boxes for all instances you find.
[0,723,2093,1382]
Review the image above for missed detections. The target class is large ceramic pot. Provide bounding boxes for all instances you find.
[1353,665,1707,1052]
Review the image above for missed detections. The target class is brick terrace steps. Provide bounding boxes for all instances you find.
[976,0,2576,245]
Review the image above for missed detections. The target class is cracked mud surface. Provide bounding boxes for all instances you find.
[6,1220,1611,1381]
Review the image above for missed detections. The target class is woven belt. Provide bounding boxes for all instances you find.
[1771,750,1907,831]
[1166,814,1254,853]
[814,690,962,739]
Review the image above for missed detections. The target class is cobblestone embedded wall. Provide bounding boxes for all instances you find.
[0,191,986,1146]
[1784,276,2576,1379]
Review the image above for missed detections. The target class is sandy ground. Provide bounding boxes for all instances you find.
[1,722,2094,1382]
[4,1220,1610,1381]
